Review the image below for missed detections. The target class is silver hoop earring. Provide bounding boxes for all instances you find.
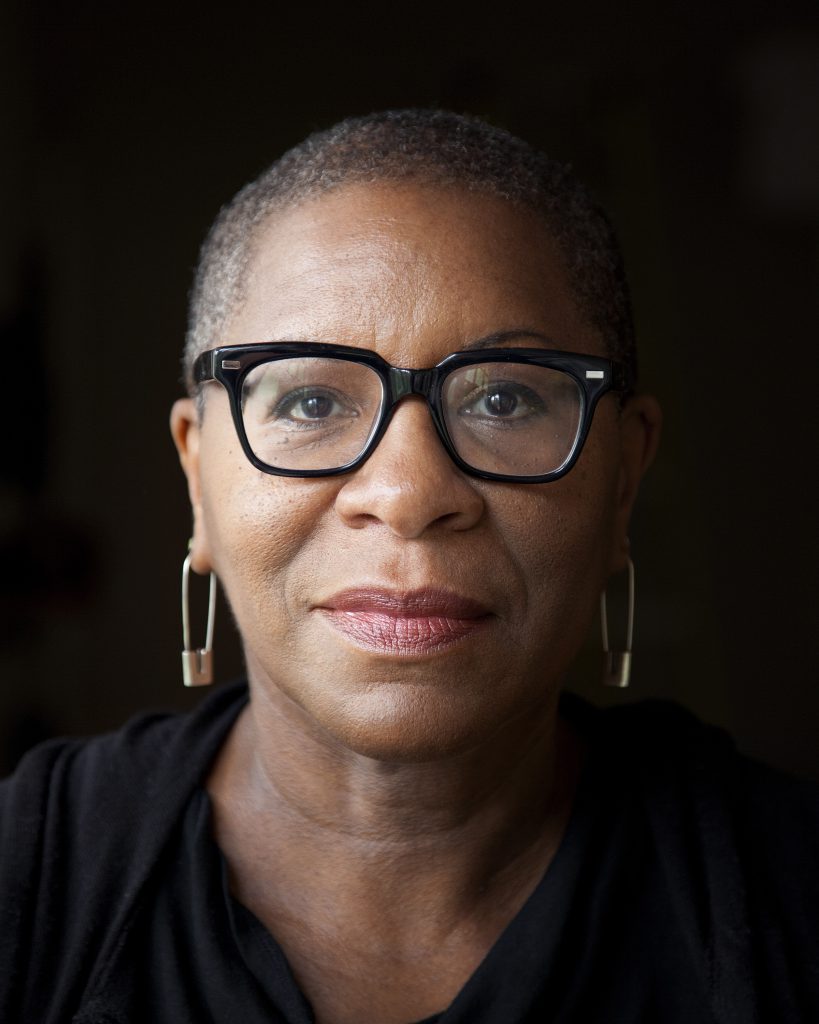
[181,547,217,687]
[600,557,635,688]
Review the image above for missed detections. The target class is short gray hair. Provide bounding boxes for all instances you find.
[184,109,636,393]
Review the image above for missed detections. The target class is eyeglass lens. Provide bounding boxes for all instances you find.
[240,357,583,476]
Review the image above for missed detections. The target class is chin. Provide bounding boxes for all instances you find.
[316,684,536,764]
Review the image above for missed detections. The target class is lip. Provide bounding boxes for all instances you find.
[316,587,493,655]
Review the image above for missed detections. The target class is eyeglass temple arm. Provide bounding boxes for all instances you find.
[192,351,217,384]
[610,361,634,393]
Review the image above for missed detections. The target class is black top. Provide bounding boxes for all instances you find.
[125,766,713,1023]
[1,682,817,1023]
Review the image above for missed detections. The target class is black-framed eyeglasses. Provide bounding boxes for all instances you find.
[192,341,632,483]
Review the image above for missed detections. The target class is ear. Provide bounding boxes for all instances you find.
[170,398,213,574]
[609,393,662,573]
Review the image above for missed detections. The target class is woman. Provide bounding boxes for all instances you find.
[1,111,816,1024]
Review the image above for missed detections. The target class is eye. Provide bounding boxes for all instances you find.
[274,387,358,424]
[460,383,545,421]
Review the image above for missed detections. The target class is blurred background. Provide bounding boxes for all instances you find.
[1,0,817,777]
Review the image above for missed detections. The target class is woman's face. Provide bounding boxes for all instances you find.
[173,183,657,761]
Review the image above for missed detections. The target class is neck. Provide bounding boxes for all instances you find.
[208,668,583,914]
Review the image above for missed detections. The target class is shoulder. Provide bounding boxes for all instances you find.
[567,692,817,788]
[0,681,248,1020]
[0,679,248,830]
[566,694,819,1016]
[572,694,819,846]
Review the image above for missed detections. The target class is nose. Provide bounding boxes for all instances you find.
[334,398,485,538]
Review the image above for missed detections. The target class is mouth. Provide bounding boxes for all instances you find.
[316,587,493,656]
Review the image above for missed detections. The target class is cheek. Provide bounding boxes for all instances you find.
[198,447,337,640]
[497,448,620,638]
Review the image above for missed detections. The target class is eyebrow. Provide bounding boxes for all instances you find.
[461,330,561,351]
[207,329,562,360]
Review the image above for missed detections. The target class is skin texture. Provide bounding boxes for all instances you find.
[171,182,661,1024]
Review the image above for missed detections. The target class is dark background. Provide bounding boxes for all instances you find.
[2,2,818,777]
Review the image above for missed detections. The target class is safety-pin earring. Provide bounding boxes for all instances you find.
[181,545,217,687]
[601,556,635,688]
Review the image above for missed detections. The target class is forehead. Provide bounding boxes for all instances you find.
[223,183,602,363]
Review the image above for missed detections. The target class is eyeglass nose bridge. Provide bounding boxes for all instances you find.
[380,366,448,458]
[387,366,436,403]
